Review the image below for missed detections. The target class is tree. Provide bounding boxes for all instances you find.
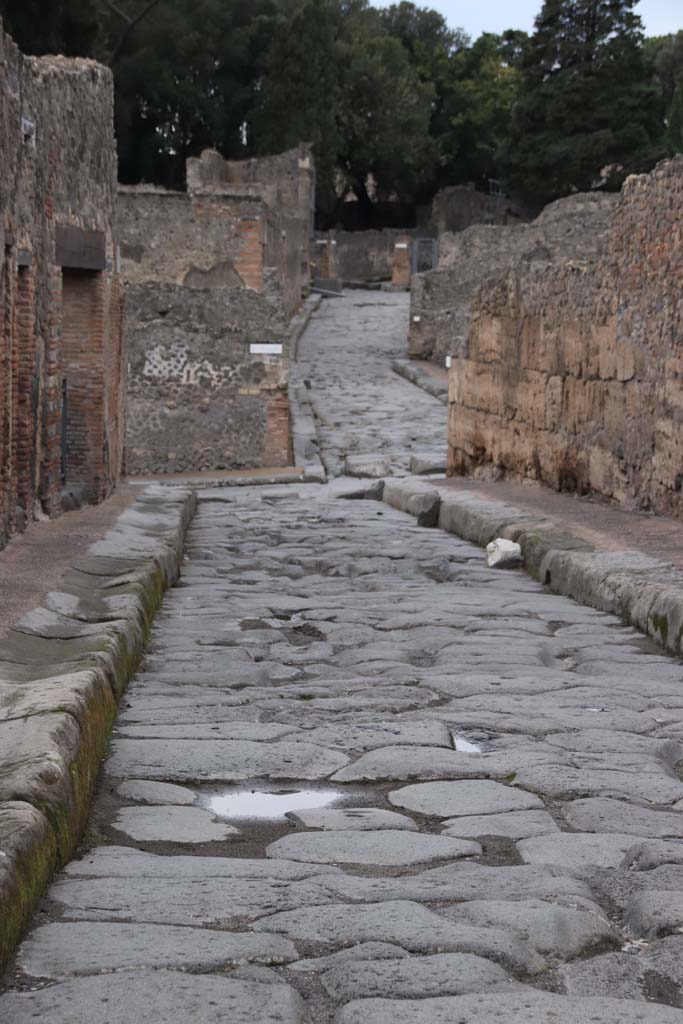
[0,0,100,56]
[505,0,663,201]
[436,31,526,189]
[250,0,341,218]
[645,32,683,153]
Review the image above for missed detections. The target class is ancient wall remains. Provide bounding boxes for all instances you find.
[314,229,420,284]
[447,157,683,518]
[409,193,616,365]
[431,186,525,235]
[0,21,124,547]
[120,146,314,475]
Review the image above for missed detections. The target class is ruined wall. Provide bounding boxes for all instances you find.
[447,157,683,518]
[431,186,525,235]
[120,146,314,475]
[409,194,616,365]
[314,229,420,284]
[0,21,124,546]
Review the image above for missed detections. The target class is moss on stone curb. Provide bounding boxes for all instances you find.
[0,486,197,969]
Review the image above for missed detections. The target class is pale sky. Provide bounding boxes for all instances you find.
[372,0,682,40]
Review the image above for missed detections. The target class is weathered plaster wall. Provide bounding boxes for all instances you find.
[120,145,314,475]
[0,20,124,547]
[409,193,616,365]
[447,157,683,518]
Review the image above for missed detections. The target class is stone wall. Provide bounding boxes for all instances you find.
[447,157,683,518]
[120,145,314,475]
[0,21,124,547]
[431,186,525,235]
[314,229,421,284]
[409,193,616,365]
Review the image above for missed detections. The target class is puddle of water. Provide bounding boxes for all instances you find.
[207,788,341,821]
[454,735,483,753]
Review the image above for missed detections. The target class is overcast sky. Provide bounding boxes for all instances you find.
[372,0,682,40]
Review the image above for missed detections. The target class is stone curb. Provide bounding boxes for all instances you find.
[289,295,327,483]
[391,358,448,403]
[382,476,683,659]
[0,484,197,967]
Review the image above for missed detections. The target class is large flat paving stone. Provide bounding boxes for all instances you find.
[106,738,349,781]
[286,720,453,750]
[320,952,517,1001]
[513,765,683,804]
[116,780,196,805]
[624,891,683,938]
[564,797,683,837]
[517,832,648,874]
[266,829,480,866]
[389,780,543,818]
[18,922,298,978]
[438,898,616,959]
[253,901,545,973]
[287,807,418,831]
[112,805,238,843]
[0,971,304,1023]
[442,809,559,840]
[335,990,683,1023]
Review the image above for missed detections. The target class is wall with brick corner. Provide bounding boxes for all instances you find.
[0,20,124,547]
[446,157,683,519]
[119,146,314,475]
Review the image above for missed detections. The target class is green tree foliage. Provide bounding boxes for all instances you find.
[2,0,679,213]
[506,0,663,201]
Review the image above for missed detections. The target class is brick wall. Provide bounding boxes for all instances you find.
[446,157,683,519]
[0,21,124,546]
[119,145,314,476]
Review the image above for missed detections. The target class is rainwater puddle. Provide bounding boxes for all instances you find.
[454,735,483,753]
[206,788,342,821]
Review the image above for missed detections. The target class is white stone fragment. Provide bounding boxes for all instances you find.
[486,538,522,569]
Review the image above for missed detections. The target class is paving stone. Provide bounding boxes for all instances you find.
[18,922,298,978]
[388,780,543,818]
[513,765,683,804]
[107,738,349,781]
[112,805,238,843]
[253,901,545,973]
[286,720,452,750]
[290,943,410,974]
[560,934,683,1003]
[442,809,559,840]
[335,990,683,1024]
[624,891,683,938]
[622,840,683,871]
[517,832,649,874]
[116,780,196,805]
[286,807,418,831]
[320,952,516,1001]
[564,797,683,838]
[266,829,480,866]
[437,898,616,959]
[0,972,305,1023]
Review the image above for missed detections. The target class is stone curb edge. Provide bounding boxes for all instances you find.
[382,477,683,659]
[392,358,448,404]
[289,294,327,483]
[0,484,197,967]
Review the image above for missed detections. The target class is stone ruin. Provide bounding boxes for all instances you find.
[119,145,315,476]
[0,20,125,547]
[425,157,683,518]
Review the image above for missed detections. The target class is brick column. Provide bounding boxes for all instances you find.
[391,239,411,289]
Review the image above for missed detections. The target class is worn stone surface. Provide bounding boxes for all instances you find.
[389,781,543,818]
[112,805,238,843]
[266,830,480,866]
[1,972,304,1023]
[5,369,683,1022]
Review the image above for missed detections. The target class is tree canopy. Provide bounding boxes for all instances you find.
[0,0,680,218]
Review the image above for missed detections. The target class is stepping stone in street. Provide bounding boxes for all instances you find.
[266,829,480,866]
[388,780,543,818]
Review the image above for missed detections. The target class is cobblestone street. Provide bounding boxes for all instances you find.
[3,296,683,1022]
[293,293,447,477]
